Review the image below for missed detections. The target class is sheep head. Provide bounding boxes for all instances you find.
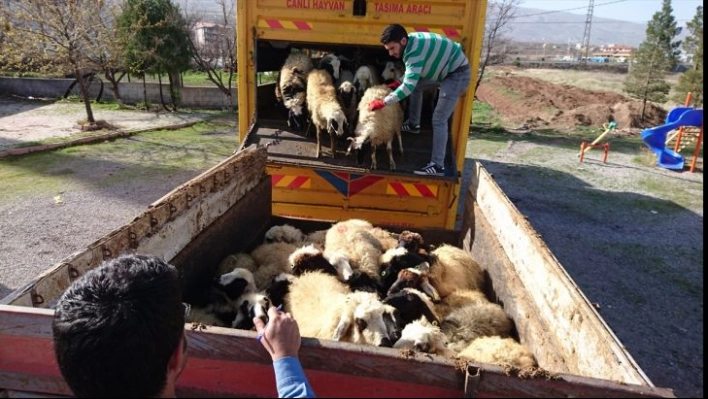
[379,247,430,293]
[387,268,440,303]
[384,287,440,327]
[289,244,338,277]
[265,273,295,309]
[265,224,306,244]
[214,267,257,300]
[392,317,454,357]
[232,292,270,330]
[333,292,401,347]
[327,109,346,137]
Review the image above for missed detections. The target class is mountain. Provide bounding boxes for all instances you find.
[509,7,648,47]
[173,1,689,48]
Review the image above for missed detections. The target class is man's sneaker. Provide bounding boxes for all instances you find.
[414,162,444,176]
[401,122,421,134]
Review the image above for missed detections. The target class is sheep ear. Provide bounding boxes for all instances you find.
[333,316,352,341]
[355,317,368,332]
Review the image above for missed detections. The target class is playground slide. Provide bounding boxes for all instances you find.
[641,107,703,170]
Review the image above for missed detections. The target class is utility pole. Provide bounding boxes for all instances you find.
[580,0,594,62]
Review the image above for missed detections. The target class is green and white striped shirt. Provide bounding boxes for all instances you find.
[383,32,468,105]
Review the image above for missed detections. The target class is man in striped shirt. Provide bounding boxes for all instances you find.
[369,24,471,176]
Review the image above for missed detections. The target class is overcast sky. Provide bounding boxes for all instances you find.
[520,0,702,24]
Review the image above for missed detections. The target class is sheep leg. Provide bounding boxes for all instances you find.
[397,131,403,154]
[370,144,378,170]
[329,130,337,158]
[315,125,321,158]
[387,141,396,170]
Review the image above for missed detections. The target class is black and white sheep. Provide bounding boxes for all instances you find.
[385,267,441,303]
[288,243,340,277]
[383,287,440,327]
[306,68,347,158]
[265,272,296,309]
[336,68,358,136]
[380,60,404,84]
[285,271,400,347]
[316,53,341,81]
[379,247,431,295]
[457,336,538,370]
[347,84,403,170]
[276,52,314,131]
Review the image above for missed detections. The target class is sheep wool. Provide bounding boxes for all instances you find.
[306,69,347,158]
[348,84,403,170]
[441,301,514,353]
[393,317,456,358]
[457,336,538,370]
[251,242,300,290]
[428,244,485,298]
[276,52,314,130]
[216,252,258,276]
[434,288,490,319]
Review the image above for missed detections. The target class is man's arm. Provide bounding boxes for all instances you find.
[274,357,316,398]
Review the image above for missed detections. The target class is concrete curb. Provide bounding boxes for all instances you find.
[0,120,200,159]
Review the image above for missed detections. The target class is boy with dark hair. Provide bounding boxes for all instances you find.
[52,254,315,398]
[371,23,471,176]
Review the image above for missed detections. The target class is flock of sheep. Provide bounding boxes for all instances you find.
[274,50,406,170]
[186,219,538,370]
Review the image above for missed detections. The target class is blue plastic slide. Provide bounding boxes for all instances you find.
[641,107,703,170]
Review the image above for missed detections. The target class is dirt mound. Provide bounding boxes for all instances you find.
[476,75,667,131]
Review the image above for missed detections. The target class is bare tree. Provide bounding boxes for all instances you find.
[184,0,237,109]
[473,0,520,96]
[3,1,110,125]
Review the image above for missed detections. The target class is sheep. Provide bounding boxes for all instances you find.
[232,291,270,330]
[215,267,257,300]
[352,65,380,96]
[385,267,441,303]
[306,68,347,158]
[337,80,358,136]
[324,219,386,290]
[427,244,485,298]
[383,287,440,327]
[393,317,456,358]
[457,336,538,370]
[369,226,399,251]
[185,305,230,328]
[288,243,339,277]
[440,301,514,353]
[304,229,328,249]
[265,272,296,308]
[317,53,341,81]
[380,60,404,84]
[276,52,314,131]
[264,224,307,244]
[434,288,490,319]
[185,285,239,327]
[379,247,431,295]
[285,271,400,347]
[251,241,299,290]
[216,252,258,276]
[347,84,403,170]
[397,230,433,260]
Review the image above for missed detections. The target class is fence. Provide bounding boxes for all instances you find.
[0,77,237,109]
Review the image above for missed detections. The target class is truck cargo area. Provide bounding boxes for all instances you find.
[243,40,458,178]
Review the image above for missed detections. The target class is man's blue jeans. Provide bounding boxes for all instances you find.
[406,64,471,167]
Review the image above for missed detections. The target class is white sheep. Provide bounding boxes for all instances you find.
[324,219,385,288]
[347,84,403,170]
[393,317,456,358]
[232,291,270,330]
[276,52,314,131]
[251,241,299,290]
[304,229,328,249]
[440,301,514,353]
[285,271,399,347]
[427,244,485,298]
[306,68,347,158]
[216,252,258,276]
[434,288,489,319]
[317,53,341,81]
[264,224,307,244]
[457,336,538,370]
[381,60,404,84]
[352,65,380,96]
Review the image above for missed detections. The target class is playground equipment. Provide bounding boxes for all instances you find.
[578,118,617,162]
[641,106,703,171]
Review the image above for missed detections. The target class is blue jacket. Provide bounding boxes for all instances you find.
[273,357,316,398]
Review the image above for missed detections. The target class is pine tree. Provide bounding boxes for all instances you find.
[623,0,680,121]
[672,6,703,107]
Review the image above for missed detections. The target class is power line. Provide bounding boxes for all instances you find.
[515,0,628,18]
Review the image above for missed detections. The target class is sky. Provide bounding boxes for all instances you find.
[519,0,702,24]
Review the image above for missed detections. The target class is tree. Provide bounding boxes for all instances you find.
[645,0,682,70]
[2,1,112,125]
[184,0,237,109]
[672,6,702,107]
[473,0,520,96]
[623,1,681,121]
[119,0,192,111]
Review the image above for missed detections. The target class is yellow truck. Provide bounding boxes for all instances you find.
[0,1,675,397]
[237,0,487,229]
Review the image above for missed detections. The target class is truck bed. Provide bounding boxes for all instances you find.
[244,83,457,178]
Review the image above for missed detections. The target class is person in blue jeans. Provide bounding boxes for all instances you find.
[52,254,315,398]
[369,24,472,176]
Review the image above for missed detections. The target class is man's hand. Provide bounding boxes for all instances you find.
[254,306,301,361]
[368,99,385,111]
[387,80,401,90]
